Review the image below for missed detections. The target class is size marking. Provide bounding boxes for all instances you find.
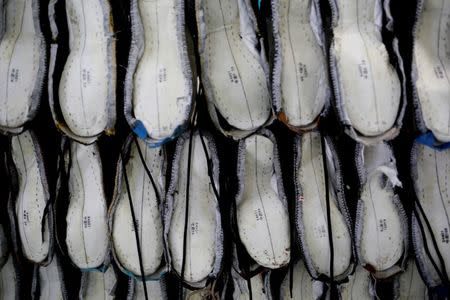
[190,222,199,235]
[379,218,388,232]
[83,216,92,229]
[297,62,308,82]
[82,68,92,88]
[10,68,19,83]
[313,224,327,238]
[158,67,167,83]
[228,66,239,84]
[254,208,264,221]
[441,227,449,244]
[358,60,369,79]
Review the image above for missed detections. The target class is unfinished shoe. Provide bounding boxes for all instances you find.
[126,0,195,146]
[0,254,19,300]
[231,268,271,300]
[271,0,329,131]
[79,265,117,300]
[236,130,290,269]
[196,0,272,138]
[110,135,166,279]
[393,258,428,299]
[65,141,108,270]
[0,0,46,134]
[355,142,408,278]
[339,266,374,300]
[411,141,450,288]
[279,260,326,300]
[11,130,51,264]
[294,132,352,281]
[329,0,404,143]
[51,0,115,142]
[166,130,223,288]
[33,254,66,300]
[412,0,450,143]
[129,278,168,300]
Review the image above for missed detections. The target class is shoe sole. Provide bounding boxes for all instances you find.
[37,255,65,300]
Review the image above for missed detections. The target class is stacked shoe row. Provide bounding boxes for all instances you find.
[0,0,449,299]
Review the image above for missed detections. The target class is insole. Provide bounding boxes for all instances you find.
[11,130,49,263]
[332,0,400,137]
[396,259,428,300]
[0,0,41,129]
[133,0,191,141]
[238,135,290,268]
[414,0,450,142]
[279,260,322,300]
[339,266,372,300]
[81,266,117,300]
[38,256,64,300]
[198,0,271,131]
[277,0,327,127]
[359,143,404,272]
[169,134,217,284]
[0,255,18,300]
[133,279,165,300]
[66,142,108,269]
[413,143,450,283]
[298,132,351,277]
[112,139,164,277]
[59,0,111,137]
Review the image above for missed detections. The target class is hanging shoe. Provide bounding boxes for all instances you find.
[355,142,408,278]
[279,260,327,300]
[166,130,223,288]
[48,0,116,144]
[0,0,46,134]
[110,135,167,279]
[231,268,271,300]
[270,0,329,132]
[0,254,19,299]
[338,265,374,300]
[128,277,168,300]
[329,0,405,144]
[125,0,195,147]
[79,264,117,300]
[32,253,67,300]
[294,131,353,281]
[411,141,450,289]
[412,0,450,143]
[10,130,52,264]
[196,0,272,139]
[393,258,428,299]
[235,129,290,269]
[65,141,109,270]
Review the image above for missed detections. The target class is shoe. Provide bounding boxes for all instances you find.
[65,141,109,270]
[80,265,117,300]
[125,0,195,146]
[279,260,327,300]
[0,254,19,299]
[411,141,450,288]
[339,266,374,300]
[10,130,51,264]
[393,258,428,299]
[294,131,352,281]
[33,254,67,300]
[49,0,116,143]
[0,0,46,134]
[271,0,329,131]
[129,277,168,300]
[412,0,450,143]
[355,142,408,278]
[231,268,271,300]
[236,129,290,269]
[166,130,223,287]
[110,135,166,279]
[329,0,404,144]
[196,0,272,138]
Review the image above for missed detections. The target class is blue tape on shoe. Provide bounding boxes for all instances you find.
[416,132,450,151]
[132,120,148,140]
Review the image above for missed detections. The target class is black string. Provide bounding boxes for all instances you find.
[121,151,149,300]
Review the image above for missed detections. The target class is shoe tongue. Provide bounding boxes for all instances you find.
[369,165,402,188]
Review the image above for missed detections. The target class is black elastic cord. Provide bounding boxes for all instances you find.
[121,151,149,300]
[197,129,220,200]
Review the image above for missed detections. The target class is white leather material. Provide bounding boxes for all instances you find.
[279,260,326,300]
[59,0,115,138]
[356,143,406,278]
[197,0,271,136]
[339,266,373,300]
[11,130,49,263]
[112,139,165,277]
[38,257,64,300]
[131,279,166,300]
[394,259,428,300]
[80,266,117,300]
[0,255,18,300]
[167,132,222,285]
[66,142,108,269]
[413,0,450,142]
[272,0,328,129]
[296,132,351,279]
[231,269,270,300]
[412,142,450,287]
[132,0,193,142]
[331,0,401,137]
[0,0,44,132]
[237,133,290,269]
